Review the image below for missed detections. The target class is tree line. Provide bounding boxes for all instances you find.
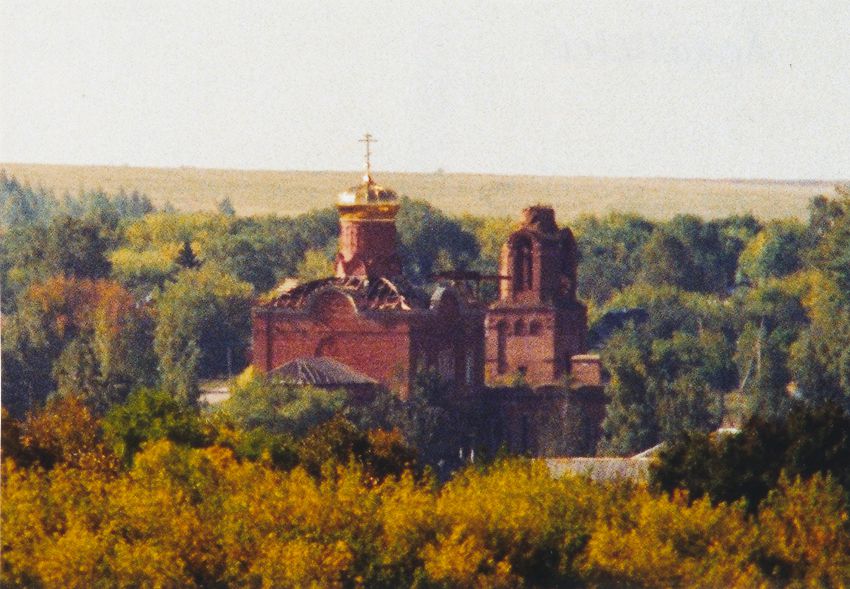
[4,173,850,452]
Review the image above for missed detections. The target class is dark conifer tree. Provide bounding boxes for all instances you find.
[175,240,200,269]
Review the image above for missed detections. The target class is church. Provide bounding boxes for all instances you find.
[251,138,603,454]
[251,170,486,397]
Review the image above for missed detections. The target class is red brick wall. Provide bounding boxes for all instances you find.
[570,355,602,387]
[253,289,486,397]
[485,305,586,386]
[253,308,413,395]
[485,308,557,384]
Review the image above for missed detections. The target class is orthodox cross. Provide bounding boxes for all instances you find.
[359,133,377,181]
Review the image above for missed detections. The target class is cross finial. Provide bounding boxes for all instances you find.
[359,133,377,183]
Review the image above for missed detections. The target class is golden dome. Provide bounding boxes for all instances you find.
[337,175,400,221]
[337,175,399,206]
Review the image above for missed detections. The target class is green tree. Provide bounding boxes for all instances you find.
[0,172,59,226]
[42,215,113,279]
[661,215,726,292]
[598,326,658,455]
[153,266,253,403]
[203,218,288,291]
[636,230,699,291]
[737,220,807,283]
[203,211,338,291]
[386,369,473,472]
[574,213,655,305]
[789,314,850,411]
[229,427,300,470]
[652,402,850,510]
[296,248,334,282]
[601,283,734,341]
[714,214,762,287]
[735,280,807,419]
[651,332,727,436]
[806,191,850,291]
[396,197,479,282]
[102,388,209,465]
[221,375,347,436]
[599,323,730,456]
[216,196,236,217]
[457,214,514,274]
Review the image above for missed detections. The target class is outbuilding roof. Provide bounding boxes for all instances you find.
[270,357,378,386]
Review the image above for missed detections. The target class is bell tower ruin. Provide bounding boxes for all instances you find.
[485,205,587,385]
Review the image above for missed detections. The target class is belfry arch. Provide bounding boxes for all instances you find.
[512,235,534,293]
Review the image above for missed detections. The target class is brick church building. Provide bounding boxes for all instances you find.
[251,170,485,397]
[252,142,603,454]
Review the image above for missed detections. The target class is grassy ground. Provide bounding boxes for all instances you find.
[2,162,841,220]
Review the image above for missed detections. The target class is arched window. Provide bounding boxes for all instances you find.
[512,236,533,292]
[496,321,508,374]
[529,320,542,335]
[514,319,526,336]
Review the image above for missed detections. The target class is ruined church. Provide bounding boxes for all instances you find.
[251,138,604,454]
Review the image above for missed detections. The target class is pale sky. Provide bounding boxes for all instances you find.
[2,1,849,179]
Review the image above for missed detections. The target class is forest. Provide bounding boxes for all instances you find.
[2,172,850,587]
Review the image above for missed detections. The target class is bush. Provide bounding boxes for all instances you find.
[103,388,209,465]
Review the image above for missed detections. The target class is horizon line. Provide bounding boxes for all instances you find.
[1,160,846,186]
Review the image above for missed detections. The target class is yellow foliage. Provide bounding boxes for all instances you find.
[756,474,850,587]
[377,471,436,569]
[296,248,334,282]
[247,539,353,589]
[422,527,516,588]
[4,438,849,588]
[1,461,50,586]
[123,212,229,251]
[585,486,766,587]
[32,519,109,589]
[234,364,257,389]
[109,245,179,277]
[432,460,600,584]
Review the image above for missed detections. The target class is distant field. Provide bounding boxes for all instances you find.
[2,163,842,220]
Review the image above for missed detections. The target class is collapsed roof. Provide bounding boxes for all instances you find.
[259,275,429,312]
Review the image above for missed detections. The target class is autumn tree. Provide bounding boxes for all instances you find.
[1,277,154,415]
